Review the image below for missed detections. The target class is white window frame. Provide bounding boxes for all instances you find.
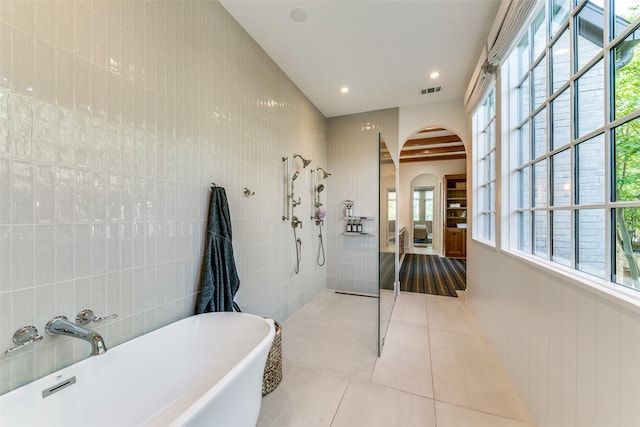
[473,85,497,245]
[501,0,640,297]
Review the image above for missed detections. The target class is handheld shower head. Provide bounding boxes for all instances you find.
[292,171,299,181]
[317,184,325,192]
[293,154,312,169]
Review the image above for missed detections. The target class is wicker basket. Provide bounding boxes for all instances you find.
[262,320,282,396]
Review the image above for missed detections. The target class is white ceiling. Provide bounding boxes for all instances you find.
[220,0,501,118]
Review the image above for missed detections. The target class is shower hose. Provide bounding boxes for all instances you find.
[317,222,326,266]
[294,227,302,274]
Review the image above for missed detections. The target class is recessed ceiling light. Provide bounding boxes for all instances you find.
[291,8,307,23]
[430,71,440,79]
[340,87,349,94]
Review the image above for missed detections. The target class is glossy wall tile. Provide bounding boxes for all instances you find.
[0,0,327,395]
[327,109,398,295]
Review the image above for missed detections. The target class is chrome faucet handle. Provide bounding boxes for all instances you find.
[4,326,44,355]
[75,309,118,326]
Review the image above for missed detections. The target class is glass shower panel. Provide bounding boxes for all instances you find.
[379,134,396,356]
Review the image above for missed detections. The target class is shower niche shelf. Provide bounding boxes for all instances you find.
[343,216,375,236]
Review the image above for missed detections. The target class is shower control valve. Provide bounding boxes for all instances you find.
[76,309,118,326]
[291,216,303,229]
[4,326,43,355]
[292,197,301,207]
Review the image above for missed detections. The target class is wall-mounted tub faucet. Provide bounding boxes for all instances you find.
[46,316,107,356]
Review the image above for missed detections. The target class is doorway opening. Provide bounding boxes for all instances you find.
[413,187,434,248]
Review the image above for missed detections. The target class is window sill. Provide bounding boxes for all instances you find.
[471,237,497,251]
[501,249,640,314]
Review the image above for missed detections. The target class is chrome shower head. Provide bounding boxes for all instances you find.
[293,154,312,168]
[316,167,331,179]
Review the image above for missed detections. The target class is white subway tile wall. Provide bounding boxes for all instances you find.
[0,0,327,395]
[327,109,398,295]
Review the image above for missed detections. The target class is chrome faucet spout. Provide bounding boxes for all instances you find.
[46,316,107,355]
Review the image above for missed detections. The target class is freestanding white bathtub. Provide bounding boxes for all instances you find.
[0,312,275,427]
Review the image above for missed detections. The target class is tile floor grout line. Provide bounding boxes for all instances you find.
[430,397,536,425]
[425,294,438,423]
[428,326,488,339]
[329,377,352,427]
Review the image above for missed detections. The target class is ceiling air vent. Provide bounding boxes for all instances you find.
[420,86,442,95]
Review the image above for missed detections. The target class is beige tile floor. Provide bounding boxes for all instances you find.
[258,290,536,427]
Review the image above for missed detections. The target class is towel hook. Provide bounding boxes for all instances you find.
[243,187,255,197]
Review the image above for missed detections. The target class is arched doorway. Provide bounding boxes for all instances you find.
[398,126,467,257]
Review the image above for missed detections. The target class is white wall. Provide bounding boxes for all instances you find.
[398,98,470,155]
[0,0,327,395]
[468,243,640,427]
[327,109,398,295]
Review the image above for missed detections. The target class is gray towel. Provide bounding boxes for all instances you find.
[195,187,241,313]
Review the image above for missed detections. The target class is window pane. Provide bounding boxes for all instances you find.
[519,167,531,208]
[478,184,487,215]
[488,120,496,151]
[613,25,640,120]
[533,57,548,109]
[613,0,640,39]
[551,0,570,36]
[388,191,396,219]
[614,207,640,290]
[551,29,570,93]
[479,213,488,240]
[489,212,495,242]
[534,210,549,257]
[576,2,604,71]
[614,116,640,202]
[576,59,605,137]
[577,134,605,204]
[519,122,530,166]
[489,151,496,181]
[533,108,547,159]
[478,127,487,156]
[533,9,547,60]
[576,208,606,278]
[552,209,572,265]
[519,77,530,121]
[489,182,495,212]
[519,211,531,252]
[552,89,571,149]
[518,35,531,76]
[553,149,572,206]
[425,191,434,221]
[534,159,548,207]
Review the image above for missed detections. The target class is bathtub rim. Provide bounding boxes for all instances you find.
[168,312,275,426]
